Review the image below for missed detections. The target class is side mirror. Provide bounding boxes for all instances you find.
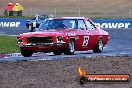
[80,26,85,30]
[96,25,100,28]
[96,25,99,27]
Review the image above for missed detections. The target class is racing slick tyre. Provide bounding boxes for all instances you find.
[93,38,103,53]
[53,50,63,55]
[64,40,75,55]
[28,24,34,32]
[21,50,33,57]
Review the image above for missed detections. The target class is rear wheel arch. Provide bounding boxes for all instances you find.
[93,37,104,53]
[98,37,104,44]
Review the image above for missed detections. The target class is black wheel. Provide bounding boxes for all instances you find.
[28,25,34,32]
[53,50,63,55]
[93,38,104,53]
[21,50,33,57]
[64,40,75,55]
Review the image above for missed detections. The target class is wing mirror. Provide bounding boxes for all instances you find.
[96,25,101,29]
[80,26,85,30]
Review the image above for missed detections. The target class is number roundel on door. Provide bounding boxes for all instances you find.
[82,36,89,46]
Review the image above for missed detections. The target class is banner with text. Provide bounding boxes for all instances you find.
[0,18,28,27]
[94,19,132,29]
[0,18,132,29]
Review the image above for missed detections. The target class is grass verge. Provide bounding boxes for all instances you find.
[0,35,20,54]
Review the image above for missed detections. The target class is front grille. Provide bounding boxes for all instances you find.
[27,36,53,44]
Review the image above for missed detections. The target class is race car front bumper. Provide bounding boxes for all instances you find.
[18,42,66,47]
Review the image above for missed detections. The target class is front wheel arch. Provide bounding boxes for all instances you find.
[64,39,75,55]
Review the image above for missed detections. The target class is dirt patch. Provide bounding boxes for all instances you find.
[0,56,131,88]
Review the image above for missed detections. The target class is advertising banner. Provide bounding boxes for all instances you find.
[0,18,132,29]
[0,18,28,27]
[94,19,132,29]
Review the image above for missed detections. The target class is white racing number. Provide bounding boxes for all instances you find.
[82,36,89,46]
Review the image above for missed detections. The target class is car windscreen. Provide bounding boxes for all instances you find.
[39,19,78,30]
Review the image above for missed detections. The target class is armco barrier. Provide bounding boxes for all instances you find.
[0,18,132,29]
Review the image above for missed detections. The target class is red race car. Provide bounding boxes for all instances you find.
[16,17,109,57]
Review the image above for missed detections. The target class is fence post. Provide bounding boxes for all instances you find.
[54,8,56,17]
[31,8,33,16]
[79,8,80,17]
[129,8,132,18]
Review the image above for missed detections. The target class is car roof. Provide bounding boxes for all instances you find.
[51,17,88,20]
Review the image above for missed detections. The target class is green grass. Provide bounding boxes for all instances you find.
[0,35,20,54]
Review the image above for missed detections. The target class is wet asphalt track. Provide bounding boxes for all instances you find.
[0,27,132,62]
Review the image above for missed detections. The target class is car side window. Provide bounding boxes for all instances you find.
[86,20,95,30]
[78,20,86,30]
[63,20,75,29]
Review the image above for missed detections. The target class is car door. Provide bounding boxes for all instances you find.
[75,19,90,51]
[85,19,100,49]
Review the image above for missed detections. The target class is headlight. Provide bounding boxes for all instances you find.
[17,38,23,43]
[56,36,63,43]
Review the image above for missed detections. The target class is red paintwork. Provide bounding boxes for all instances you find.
[17,17,109,52]
[5,3,14,11]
